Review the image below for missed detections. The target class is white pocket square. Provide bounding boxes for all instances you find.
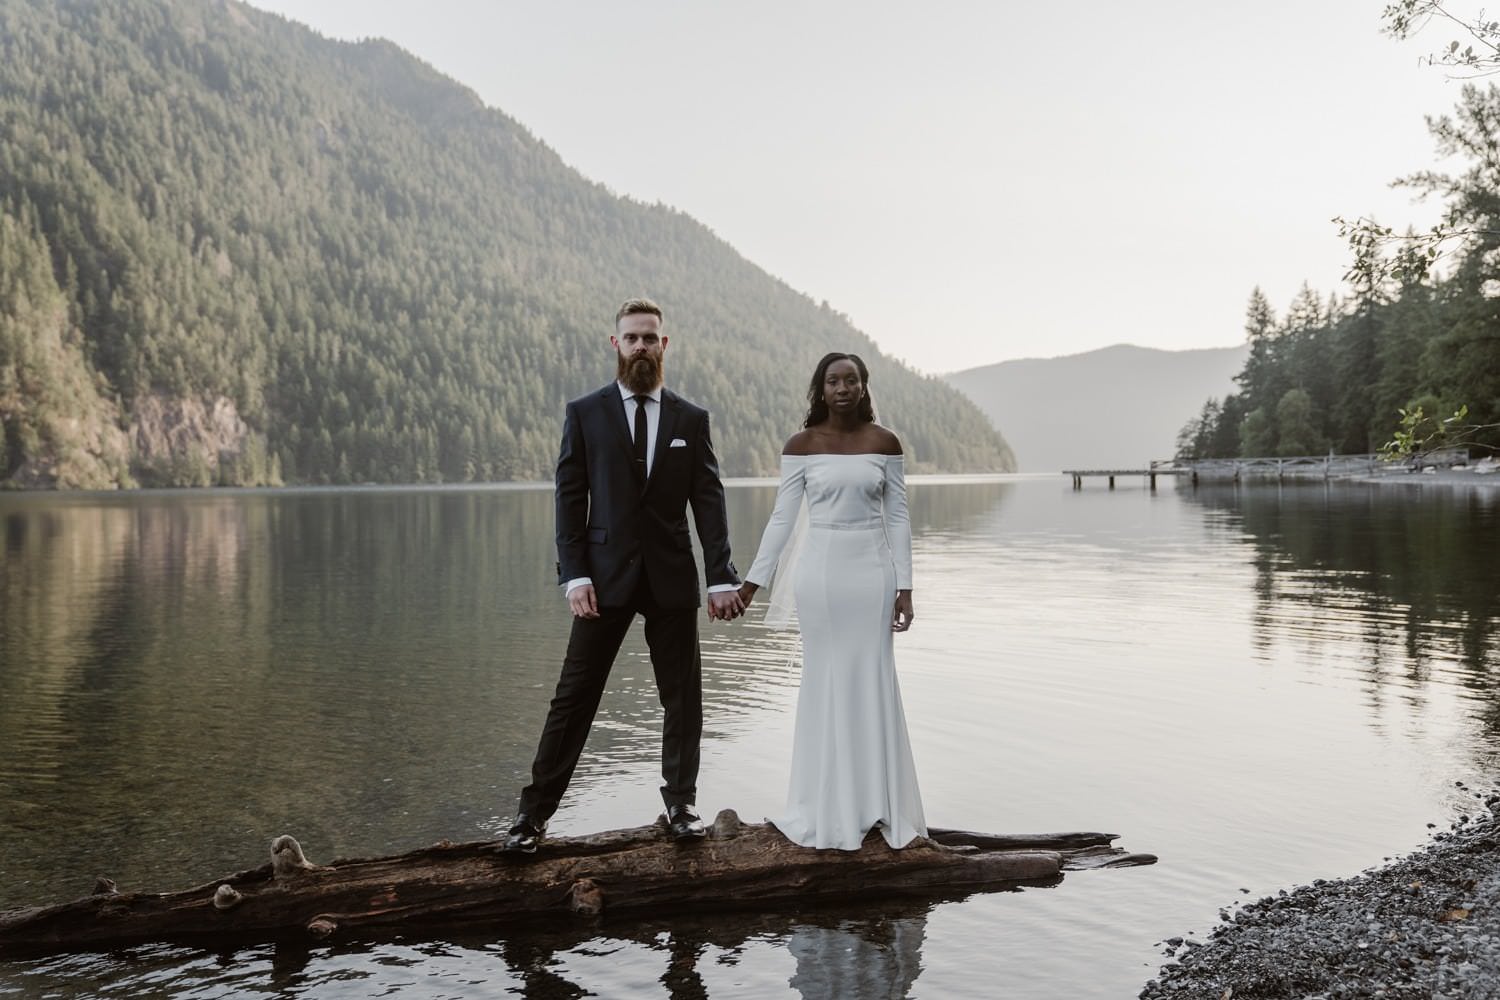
[669,438,688,448]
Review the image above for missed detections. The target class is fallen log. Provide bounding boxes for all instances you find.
[0,809,1155,954]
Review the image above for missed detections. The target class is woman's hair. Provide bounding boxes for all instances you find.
[804,352,875,428]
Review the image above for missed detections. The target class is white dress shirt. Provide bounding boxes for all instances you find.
[622,383,661,476]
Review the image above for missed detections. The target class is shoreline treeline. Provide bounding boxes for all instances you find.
[1178,84,1500,463]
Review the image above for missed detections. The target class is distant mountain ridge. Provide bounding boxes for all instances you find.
[0,0,1013,488]
[944,343,1248,472]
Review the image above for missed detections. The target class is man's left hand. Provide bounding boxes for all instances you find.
[709,590,746,621]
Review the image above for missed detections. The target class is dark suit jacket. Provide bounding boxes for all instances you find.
[555,384,738,609]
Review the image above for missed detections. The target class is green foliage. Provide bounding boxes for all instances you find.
[0,205,134,488]
[1273,388,1322,457]
[1382,2,1500,74]
[1379,402,1500,461]
[0,0,1014,488]
[1186,81,1500,462]
[1238,407,1275,458]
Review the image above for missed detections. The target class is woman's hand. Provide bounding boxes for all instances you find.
[738,581,759,606]
[892,590,914,632]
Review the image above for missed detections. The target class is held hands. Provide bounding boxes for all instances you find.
[708,589,746,621]
[891,590,914,632]
[707,581,760,622]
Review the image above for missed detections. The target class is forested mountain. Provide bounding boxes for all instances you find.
[944,344,1247,471]
[1176,85,1500,464]
[0,0,1014,489]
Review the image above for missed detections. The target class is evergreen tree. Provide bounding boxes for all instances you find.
[0,0,1015,488]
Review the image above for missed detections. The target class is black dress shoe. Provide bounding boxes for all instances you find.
[666,804,707,842]
[501,815,545,854]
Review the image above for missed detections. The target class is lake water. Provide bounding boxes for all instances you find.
[2,475,1499,998]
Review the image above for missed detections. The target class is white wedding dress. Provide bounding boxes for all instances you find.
[746,453,927,851]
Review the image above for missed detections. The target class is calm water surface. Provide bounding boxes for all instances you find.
[2,476,1499,998]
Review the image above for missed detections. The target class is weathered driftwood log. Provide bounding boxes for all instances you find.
[0,810,1155,954]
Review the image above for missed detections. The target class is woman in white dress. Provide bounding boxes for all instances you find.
[737,352,927,851]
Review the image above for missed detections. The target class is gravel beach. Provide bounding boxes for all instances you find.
[1140,784,1500,999]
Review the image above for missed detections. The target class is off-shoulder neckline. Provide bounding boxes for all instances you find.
[780,452,903,459]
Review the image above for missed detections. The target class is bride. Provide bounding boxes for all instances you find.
[737,352,927,851]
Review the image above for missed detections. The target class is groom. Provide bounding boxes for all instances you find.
[501,298,744,854]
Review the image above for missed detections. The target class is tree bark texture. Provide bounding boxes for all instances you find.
[0,810,1155,954]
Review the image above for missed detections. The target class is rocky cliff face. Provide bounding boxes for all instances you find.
[129,394,253,487]
[2,381,269,491]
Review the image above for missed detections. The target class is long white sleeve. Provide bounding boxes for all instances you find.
[745,456,808,586]
[883,455,913,590]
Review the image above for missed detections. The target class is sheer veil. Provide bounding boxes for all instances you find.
[762,498,809,630]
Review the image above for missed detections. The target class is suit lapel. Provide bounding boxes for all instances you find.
[646,391,682,494]
[599,384,639,479]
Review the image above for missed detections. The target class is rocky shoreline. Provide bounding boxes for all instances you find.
[1354,463,1500,490]
[1140,785,1500,999]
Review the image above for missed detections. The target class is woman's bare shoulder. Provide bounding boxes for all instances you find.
[781,429,817,456]
[871,424,904,456]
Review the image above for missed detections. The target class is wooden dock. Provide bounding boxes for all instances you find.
[1064,462,1187,490]
[1066,449,1471,489]
[1183,448,1469,483]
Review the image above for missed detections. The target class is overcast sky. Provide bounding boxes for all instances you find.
[247,0,1467,374]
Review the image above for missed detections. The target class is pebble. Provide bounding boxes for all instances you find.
[1141,787,1500,999]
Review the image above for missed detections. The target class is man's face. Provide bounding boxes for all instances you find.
[612,312,667,393]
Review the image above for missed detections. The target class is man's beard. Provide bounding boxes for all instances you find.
[617,350,663,394]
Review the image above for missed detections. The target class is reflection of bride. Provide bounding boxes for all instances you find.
[787,910,928,1000]
[739,352,927,851]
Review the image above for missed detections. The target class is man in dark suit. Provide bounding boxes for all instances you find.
[502,297,744,854]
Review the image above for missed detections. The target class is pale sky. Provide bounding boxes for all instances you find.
[247,0,1465,374]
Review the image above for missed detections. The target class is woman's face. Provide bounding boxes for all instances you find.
[822,359,864,415]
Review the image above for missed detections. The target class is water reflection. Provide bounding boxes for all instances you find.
[786,909,925,1000]
[0,481,1017,910]
[7,477,1500,999]
[0,899,936,999]
[0,487,627,907]
[1183,483,1500,684]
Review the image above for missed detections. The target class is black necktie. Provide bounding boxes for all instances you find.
[633,394,649,476]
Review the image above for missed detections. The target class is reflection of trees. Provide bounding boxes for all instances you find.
[1184,483,1500,687]
[0,488,716,906]
[0,481,1020,911]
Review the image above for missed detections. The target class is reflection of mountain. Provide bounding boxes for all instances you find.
[0,482,1019,907]
[0,488,640,904]
[8,485,998,906]
[1184,484,1500,686]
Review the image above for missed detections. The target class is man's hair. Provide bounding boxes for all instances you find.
[616,297,663,326]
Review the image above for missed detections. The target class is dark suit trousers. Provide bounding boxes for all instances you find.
[518,577,702,823]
